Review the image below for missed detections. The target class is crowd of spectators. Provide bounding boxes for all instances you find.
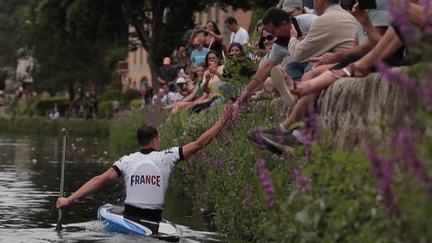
[41,0,425,154]
[145,0,428,154]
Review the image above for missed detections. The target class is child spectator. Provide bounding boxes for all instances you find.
[152,88,165,106]
[161,84,176,105]
[172,85,184,102]
[190,37,210,67]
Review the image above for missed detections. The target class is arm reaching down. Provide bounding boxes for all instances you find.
[56,167,119,209]
[182,101,233,159]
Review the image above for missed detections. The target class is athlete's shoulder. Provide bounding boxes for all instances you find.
[160,147,179,155]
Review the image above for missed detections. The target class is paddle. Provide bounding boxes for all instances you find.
[56,128,68,231]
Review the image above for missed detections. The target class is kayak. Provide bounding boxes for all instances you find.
[97,204,181,242]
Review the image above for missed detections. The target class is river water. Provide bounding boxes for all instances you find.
[0,134,222,242]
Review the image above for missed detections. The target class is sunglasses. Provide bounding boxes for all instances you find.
[260,35,274,42]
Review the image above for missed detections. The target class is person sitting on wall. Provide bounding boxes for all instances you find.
[157,57,178,92]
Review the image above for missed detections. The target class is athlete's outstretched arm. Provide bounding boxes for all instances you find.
[182,101,233,159]
[56,167,119,209]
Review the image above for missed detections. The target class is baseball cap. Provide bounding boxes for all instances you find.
[176,77,186,84]
[282,0,303,13]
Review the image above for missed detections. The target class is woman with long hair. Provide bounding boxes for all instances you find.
[188,21,226,57]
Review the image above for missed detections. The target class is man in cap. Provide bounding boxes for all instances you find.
[157,57,178,92]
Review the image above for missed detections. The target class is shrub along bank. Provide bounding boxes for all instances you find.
[108,11,432,240]
[0,116,110,137]
[109,96,432,242]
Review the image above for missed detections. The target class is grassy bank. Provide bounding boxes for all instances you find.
[108,97,432,242]
[0,116,110,137]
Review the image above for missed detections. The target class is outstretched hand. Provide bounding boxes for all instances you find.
[56,197,73,209]
[221,100,234,122]
[313,53,341,67]
[351,3,369,25]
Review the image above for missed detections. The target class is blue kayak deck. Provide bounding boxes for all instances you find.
[97,204,181,242]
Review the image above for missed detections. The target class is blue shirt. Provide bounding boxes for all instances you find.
[190,48,210,67]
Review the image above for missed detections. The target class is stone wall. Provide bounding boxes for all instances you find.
[317,68,424,150]
[252,66,424,151]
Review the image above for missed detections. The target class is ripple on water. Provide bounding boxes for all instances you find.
[0,135,224,242]
[0,222,222,243]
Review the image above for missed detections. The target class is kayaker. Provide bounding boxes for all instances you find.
[56,101,234,234]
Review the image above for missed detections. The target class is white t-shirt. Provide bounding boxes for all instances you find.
[173,92,184,101]
[357,10,392,45]
[113,147,184,210]
[161,92,176,105]
[230,27,249,45]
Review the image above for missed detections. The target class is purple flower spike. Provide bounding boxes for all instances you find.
[246,183,253,205]
[202,153,211,168]
[253,127,267,149]
[363,141,396,212]
[375,61,416,92]
[398,129,432,185]
[300,184,311,194]
[302,103,319,147]
[256,157,278,207]
[222,129,230,145]
[296,175,308,183]
[215,158,224,172]
[188,159,194,168]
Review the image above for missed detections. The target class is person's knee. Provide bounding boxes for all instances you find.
[263,78,273,93]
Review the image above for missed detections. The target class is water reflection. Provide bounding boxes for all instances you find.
[0,134,222,242]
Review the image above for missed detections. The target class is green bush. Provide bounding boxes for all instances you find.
[98,100,113,118]
[105,10,432,241]
[99,89,123,102]
[109,105,169,156]
[0,116,110,137]
[35,96,70,116]
[129,99,143,109]
[9,97,38,116]
[123,89,141,105]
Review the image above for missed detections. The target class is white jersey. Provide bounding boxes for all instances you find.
[113,147,184,210]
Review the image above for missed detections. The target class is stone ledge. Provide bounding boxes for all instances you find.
[317,66,423,150]
[251,66,424,151]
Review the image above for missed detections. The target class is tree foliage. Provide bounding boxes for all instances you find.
[17,0,129,96]
[15,0,278,94]
[0,0,30,86]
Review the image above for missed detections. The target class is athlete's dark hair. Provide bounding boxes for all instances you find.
[262,7,291,28]
[225,17,237,25]
[137,124,159,146]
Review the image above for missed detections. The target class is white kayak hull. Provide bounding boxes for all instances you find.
[97,204,181,241]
